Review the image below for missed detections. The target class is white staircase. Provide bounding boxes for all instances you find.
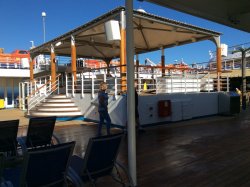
[28,95,83,117]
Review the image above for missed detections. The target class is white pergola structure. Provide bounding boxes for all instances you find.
[30,6,221,186]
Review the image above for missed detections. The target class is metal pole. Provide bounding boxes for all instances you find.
[208,72,211,92]
[126,0,137,186]
[114,70,117,99]
[42,12,46,43]
[18,83,21,109]
[81,73,84,98]
[227,76,229,92]
[91,72,94,99]
[66,73,68,97]
[43,17,45,43]
[242,51,246,110]
[22,83,25,110]
[72,74,75,98]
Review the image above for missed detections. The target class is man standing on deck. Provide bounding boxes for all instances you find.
[97,82,111,136]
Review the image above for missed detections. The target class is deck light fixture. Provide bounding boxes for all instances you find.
[55,41,63,47]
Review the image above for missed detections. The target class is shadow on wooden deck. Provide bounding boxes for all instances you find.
[16,107,250,186]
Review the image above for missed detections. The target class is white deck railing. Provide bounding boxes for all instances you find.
[19,74,61,112]
[18,66,230,111]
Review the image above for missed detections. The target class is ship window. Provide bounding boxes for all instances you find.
[19,51,28,54]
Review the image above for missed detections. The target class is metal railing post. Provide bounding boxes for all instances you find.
[57,76,60,94]
[196,72,199,92]
[34,81,37,96]
[26,82,29,97]
[171,74,173,93]
[208,72,211,93]
[138,77,141,94]
[184,73,187,93]
[92,71,94,99]
[66,73,68,97]
[18,83,21,109]
[81,73,84,98]
[72,74,75,97]
[104,69,106,82]
[22,83,25,110]
[137,69,140,81]
[114,69,117,100]
[227,76,229,92]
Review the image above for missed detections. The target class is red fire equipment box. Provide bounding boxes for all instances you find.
[158,100,171,117]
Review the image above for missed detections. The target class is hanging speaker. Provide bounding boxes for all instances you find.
[105,20,121,41]
[221,44,228,57]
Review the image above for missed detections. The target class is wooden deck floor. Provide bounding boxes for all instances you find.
[17,108,250,186]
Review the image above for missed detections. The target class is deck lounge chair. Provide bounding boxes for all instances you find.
[0,120,19,156]
[68,132,133,187]
[2,141,76,187]
[17,116,60,152]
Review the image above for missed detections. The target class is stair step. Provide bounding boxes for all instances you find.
[29,94,83,118]
[29,111,83,117]
[48,95,68,99]
[45,98,72,102]
[39,102,76,107]
[36,106,80,112]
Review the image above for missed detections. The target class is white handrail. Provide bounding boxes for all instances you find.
[21,65,230,108]
[27,74,61,115]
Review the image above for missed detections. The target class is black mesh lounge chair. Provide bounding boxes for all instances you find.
[0,153,13,187]
[3,141,76,187]
[17,116,60,152]
[68,132,133,187]
[0,120,19,156]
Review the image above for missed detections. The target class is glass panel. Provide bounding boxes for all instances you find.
[14,79,20,107]
[6,79,13,106]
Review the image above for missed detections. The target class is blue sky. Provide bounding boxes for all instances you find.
[0,0,250,65]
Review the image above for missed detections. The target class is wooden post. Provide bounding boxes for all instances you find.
[50,44,56,89]
[120,10,127,91]
[30,58,34,82]
[71,35,77,83]
[212,36,221,92]
[216,47,222,91]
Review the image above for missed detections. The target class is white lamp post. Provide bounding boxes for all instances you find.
[42,12,46,43]
[30,41,34,49]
